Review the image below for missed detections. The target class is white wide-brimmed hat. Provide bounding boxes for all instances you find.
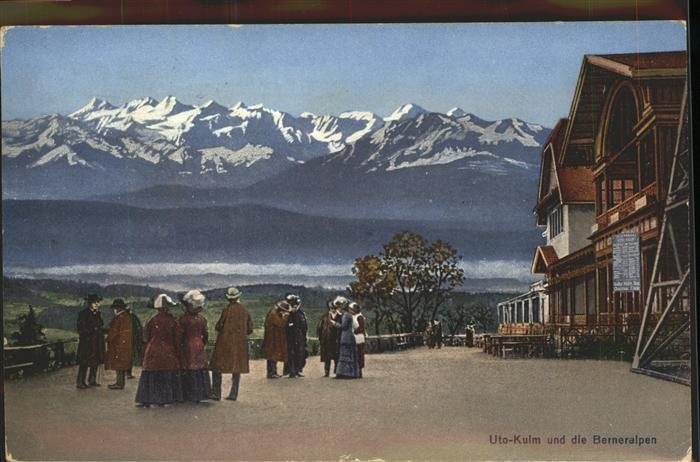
[183,289,206,308]
[332,296,349,308]
[225,287,242,300]
[153,293,177,309]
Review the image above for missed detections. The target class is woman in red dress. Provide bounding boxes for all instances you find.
[135,294,183,407]
[179,289,212,403]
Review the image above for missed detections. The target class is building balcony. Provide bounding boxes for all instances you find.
[595,182,657,229]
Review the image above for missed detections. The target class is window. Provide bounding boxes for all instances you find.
[597,179,607,213]
[560,284,568,316]
[605,86,638,157]
[574,277,586,315]
[598,266,609,313]
[532,298,540,323]
[586,272,596,315]
[524,300,530,323]
[549,206,564,237]
[609,178,636,206]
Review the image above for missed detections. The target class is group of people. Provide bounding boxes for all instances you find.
[76,294,144,389]
[316,296,366,378]
[423,319,443,349]
[261,294,366,379]
[76,287,253,406]
[75,288,368,408]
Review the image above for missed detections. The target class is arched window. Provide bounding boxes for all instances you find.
[596,85,640,213]
[605,86,638,157]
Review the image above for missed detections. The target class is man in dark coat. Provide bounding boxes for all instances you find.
[127,308,144,379]
[283,294,307,378]
[317,299,342,377]
[76,294,105,389]
[432,319,443,349]
[262,301,290,378]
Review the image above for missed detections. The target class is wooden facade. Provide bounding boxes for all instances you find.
[502,51,688,358]
[585,52,687,344]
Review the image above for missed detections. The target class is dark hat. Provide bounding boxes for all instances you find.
[111,298,128,310]
[85,294,103,304]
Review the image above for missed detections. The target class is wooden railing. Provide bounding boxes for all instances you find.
[596,182,656,227]
[498,323,546,335]
[3,340,79,378]
[4,333,431,379]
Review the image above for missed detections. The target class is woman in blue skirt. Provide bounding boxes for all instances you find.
[334,296,360,379]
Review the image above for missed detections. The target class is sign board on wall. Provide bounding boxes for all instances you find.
[612,232,641,292]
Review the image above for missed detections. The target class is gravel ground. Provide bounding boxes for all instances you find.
[4,347,693,461]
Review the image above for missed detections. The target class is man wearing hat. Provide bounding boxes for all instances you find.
[76,294,106,389]
[105,299,133,390]
[317,299,342,377]
[283,293,307,378]
[262,299,291,379]
[210,287,253,400]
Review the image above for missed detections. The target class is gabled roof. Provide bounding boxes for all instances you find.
[535,118,594,224]
[557,166,595,203]
[562,51,687,161]
[536,119,568,204]
[531,246,558,274]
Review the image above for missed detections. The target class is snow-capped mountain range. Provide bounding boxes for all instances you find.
[2,96,549,200]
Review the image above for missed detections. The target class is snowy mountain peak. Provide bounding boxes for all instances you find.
[199,100,223,109]
[153,96,191,117]
[70,97,114,117]
[447,107,467,118]
[197,100,228,114]
[384,103,426,122]
[123,96,158,109]
[339,111,380,122]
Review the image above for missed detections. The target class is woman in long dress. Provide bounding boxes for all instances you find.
[334,297,359,379]
[135,294,183,407]
[178,289,212,403]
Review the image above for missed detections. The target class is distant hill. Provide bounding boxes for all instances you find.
[2,200,543,268]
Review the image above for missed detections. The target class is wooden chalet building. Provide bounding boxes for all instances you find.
[571,51,686,347]
[500,51,688,357]
[531,118,597,335]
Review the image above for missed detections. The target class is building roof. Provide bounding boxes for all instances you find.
[586,51,687,78]
[562,50,687,162]
[536,119,568,208]
[543,118,568,156]
[535,120,594,224]
[557,166,595,203]
[531,245,558,274]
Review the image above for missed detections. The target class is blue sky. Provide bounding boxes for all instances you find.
[1,22,687,127]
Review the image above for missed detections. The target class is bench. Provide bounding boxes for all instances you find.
[500,341,529,358]
[396,336,408,350]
